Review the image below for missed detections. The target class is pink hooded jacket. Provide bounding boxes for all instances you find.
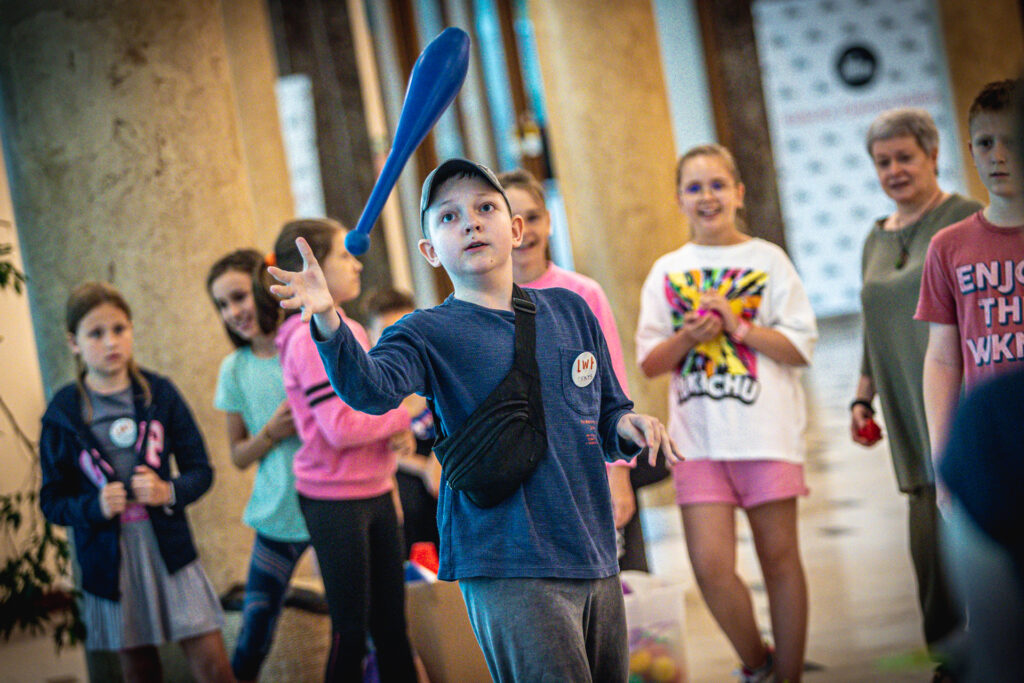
[276,311,410,500]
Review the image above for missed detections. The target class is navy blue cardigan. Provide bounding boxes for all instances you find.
[39,370,213,600]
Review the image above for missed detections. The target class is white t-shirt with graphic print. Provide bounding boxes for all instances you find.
[636,238,818,463]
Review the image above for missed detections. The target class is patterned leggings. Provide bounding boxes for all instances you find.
[231,533,310,680]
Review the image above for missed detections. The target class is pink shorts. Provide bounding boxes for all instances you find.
[672,459,809,509]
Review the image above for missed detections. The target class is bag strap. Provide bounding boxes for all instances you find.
[511,283,537,376]
[430,284,538,441]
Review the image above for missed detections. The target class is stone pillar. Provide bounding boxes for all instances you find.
[0,0,284,593]
[529,0,682,419]
[221,0,296,248]
[937,0,1024,204]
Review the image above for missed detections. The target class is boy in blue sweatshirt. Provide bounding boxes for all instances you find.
[269,158,683,682]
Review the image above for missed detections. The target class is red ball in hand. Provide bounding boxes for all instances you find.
[857,418,882,444]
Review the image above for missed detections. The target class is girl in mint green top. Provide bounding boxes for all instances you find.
[208,249,310,682]
[214,348,306,540]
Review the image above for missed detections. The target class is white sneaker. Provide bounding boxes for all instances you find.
[734,649,774,683]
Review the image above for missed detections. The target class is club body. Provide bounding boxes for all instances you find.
[346,27,471,255]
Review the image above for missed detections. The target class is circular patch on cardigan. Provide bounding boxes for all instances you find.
[109,417,137,449]
[572,351,597,388]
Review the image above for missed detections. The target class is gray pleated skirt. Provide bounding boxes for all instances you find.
[81,508,224,652]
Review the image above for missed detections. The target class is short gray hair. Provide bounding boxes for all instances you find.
[865,108,940,157]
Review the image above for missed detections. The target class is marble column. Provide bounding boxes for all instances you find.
[0,0,288,593]
[221,0,296,248]
[529,0,682,419]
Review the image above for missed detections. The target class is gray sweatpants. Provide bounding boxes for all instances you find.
[459,575,628,683]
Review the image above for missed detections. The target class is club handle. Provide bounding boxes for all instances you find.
[346,27,470,255]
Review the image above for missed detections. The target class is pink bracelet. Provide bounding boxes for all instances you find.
[730,319,752,344]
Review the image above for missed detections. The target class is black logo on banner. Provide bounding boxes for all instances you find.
[836,45,878,87]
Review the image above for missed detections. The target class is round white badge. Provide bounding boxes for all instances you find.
[572,351,597,388]
[109,417,138,449]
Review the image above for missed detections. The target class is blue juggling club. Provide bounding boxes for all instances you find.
[345,27,471,255]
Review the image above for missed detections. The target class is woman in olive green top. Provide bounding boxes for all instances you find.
[852,108,982,658]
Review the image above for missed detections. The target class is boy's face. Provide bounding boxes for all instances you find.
[969,110,1021,199]
[418,175,523,279]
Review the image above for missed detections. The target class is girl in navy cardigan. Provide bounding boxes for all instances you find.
[39,281,232,682]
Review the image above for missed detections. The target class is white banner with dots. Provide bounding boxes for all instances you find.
[752,0,969,317]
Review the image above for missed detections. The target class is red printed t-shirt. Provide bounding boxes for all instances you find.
[915,211,1024,390]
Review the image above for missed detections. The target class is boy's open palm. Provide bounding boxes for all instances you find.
[268,237,333,323]
[616,413,684,467]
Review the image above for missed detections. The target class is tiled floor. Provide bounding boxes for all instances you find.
[640,314,935,682]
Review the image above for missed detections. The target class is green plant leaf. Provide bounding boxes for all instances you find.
[0,344,84,649]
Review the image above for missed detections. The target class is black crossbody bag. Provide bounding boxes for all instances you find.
[430,284,547,508]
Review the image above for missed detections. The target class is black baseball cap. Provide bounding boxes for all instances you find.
[419,158,512,236]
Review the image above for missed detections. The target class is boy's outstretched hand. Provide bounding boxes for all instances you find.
[268,237,339,336]
[616,413,684,467]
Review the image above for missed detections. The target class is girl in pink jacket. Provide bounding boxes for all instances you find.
[273,218,418,682]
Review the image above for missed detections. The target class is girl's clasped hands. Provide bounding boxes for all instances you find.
[99,465,172,519]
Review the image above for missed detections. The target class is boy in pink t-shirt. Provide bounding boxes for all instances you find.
[916,79,1024,470]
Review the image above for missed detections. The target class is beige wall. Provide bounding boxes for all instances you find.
[0,93,91,677]
[529,0,684,419]
[0,121,49,560]
[938,0,1024,203]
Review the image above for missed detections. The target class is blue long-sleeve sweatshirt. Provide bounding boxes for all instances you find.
[314,287,638,580]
